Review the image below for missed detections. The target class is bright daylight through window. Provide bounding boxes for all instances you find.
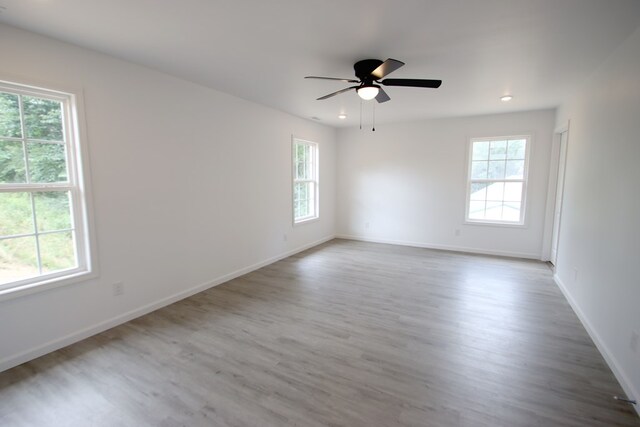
[293,139,318,223]
[467,136,529,224]
[0,80,91,294]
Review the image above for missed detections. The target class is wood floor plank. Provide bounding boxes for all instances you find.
[0,239,638,426]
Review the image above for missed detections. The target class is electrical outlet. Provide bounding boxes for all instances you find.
[455,229,461,237]
[113,282,124,296]
[283,233,288,242]
[631,331,639,354]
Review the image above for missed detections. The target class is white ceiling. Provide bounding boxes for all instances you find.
[1,0,640,127]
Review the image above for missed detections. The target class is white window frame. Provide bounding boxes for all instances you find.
[465,135,531,226]
[0,79,95,300]
[292,137,319,224]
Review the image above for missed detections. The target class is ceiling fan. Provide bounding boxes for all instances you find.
[305,58,442,103]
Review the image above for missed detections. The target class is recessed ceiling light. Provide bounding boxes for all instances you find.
[500,95,513,102]
[338,113,347,119]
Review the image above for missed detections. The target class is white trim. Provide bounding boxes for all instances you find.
[463,219,529,229]
[554,122,570,135]
[541,121,570,262]
[293,216,320,226]
[540,131,562,261]
[71,88,100,282]
[0,234,335,373]
[336,234,540,259]
[0,270,98,302]
[554,274,640,417]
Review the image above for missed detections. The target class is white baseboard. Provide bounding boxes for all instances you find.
[554,274,640,417]
[336,234,541,260]
[0,235,335,373]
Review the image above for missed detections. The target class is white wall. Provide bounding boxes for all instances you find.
[0,24,337,370]
[336,110,555,259]
[555,24,640,409]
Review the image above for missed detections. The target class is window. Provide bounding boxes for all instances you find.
[292,138,319,223]
[466,136,530,225]
[0,80,92,295]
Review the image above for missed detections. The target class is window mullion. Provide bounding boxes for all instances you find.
[470,179,524,183]
[0,136,24,143]
[17,95,31,185]
[27,192,43,275]
[0,184,74,192]
[23,138,65,145]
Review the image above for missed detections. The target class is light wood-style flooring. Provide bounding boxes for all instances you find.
[0,239,638,426]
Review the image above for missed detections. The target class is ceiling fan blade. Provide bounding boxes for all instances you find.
[370,58,405,79]
[381,78,442,88]
[317,86,359,100]
[375,87,391,103]
[305,76,359,83]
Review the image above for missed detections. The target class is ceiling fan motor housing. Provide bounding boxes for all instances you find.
[354,59,384,82]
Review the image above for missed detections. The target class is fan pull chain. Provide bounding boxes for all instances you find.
[372,103,376,132]
[359,99,363,130]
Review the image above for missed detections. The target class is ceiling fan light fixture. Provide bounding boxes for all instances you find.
[338,113,347,119]
[307,58,441,102]
[500,95,513,102]
[357,85,380,101]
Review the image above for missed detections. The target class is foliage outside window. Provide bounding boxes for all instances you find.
[0,80,91,294]
[466,136,530,225]
[292,139,318,223]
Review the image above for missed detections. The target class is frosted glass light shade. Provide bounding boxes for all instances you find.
[357,85,379,100]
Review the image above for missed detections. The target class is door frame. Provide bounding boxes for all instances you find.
[541,121,570,262]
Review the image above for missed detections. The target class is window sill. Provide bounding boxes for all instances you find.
[0,269,97,302]
[464,219,527,229]
[294,216,320,226]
